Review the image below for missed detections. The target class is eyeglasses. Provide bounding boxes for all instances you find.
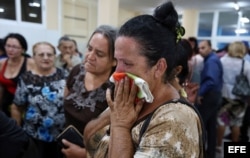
[5,44,22,50]
[36,53,55,58]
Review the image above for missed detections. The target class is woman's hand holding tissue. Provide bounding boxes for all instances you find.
[106,76,145,130]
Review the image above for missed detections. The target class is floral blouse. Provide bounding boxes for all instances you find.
[64,64,114,134]
[87,100,203,158]
[13,68,66,142]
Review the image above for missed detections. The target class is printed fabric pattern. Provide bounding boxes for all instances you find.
[87,102,202,158]
[65,64,113,111]
[13,68,66,142]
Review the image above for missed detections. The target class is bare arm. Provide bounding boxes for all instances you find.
[10,104,23,126]
[84,108,110,147]
[64,86,69,97]
[107,78,144,158]
[26,58,35,71]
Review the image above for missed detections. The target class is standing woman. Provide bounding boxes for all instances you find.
[61,25,117,158]
[217,41,250,152]
[0,33,34,117]
[11,42,66,158]
[84,2,204,158]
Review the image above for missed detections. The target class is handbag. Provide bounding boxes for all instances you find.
[232,60,250,97]
[56,125,84,148]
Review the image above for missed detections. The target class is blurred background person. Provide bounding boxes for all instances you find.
[61,25,117,158]
[197,40,223,158]
[188,37,203,84]
[240,41,250,142]
[216,44,229,58]
[0,33,34,117]
[55,36,82,75]
[0,111,30,158]
[11,42,66,158]
[0,38,7,59]
[217,41,250,152]
[72,39,83,59]
[169,38,198,103]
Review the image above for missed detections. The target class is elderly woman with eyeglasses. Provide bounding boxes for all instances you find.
[0,33,34,117]
[11,42,67,158]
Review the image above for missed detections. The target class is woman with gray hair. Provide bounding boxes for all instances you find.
[61,25,117,158]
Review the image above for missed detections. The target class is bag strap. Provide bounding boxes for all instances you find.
[138,99,180,143]
[241,60,245,74]
[138,99,206,158]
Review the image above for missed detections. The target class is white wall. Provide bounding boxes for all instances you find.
[0,23,60,55]
[0,0,141,55]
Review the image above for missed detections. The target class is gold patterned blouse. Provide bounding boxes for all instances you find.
[86,101,203,158]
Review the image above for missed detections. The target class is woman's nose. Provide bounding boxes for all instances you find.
[87,51,95,60]
[115,63,125,72]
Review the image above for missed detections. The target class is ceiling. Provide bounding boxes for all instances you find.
[119,0,250,14]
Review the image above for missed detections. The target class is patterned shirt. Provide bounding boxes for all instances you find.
[64,64,114,133]
[13,68,66,142]
[87,101,203,158]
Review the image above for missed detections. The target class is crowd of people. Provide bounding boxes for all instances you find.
[0,1,250,158]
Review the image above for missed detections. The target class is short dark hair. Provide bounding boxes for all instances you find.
[118,1,182,82]
[0,38,6,55]
[177,39,192,84]
[207,40,212,47]
[58,35,71,47]
[4,33,28,52]
[188,36,199,54]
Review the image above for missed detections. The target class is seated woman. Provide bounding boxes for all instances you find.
[61,25,117,158]
[84,2,204,158]
[11,42,66,158]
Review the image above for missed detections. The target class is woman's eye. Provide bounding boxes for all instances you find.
[87,47,92,51]
[124,62,132,66]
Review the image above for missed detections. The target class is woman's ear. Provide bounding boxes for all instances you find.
[154,58,167,78]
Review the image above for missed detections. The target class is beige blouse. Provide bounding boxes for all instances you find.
[86,101,203,158]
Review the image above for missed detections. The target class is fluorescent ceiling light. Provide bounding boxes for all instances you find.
[235,28,248,34]
[0,8,4,12]
[240,17,250,23]
[29,13,37,18]
[234,2,239,10]
[29,2,40,7]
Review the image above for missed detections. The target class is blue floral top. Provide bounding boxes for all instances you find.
[13,68,66,142]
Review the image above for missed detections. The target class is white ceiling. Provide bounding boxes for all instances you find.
[119,0,250,14]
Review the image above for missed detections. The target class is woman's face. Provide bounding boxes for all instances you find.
[114,36,157,89]
[84,33,116,75]
[5,38,24,58]
[33,44,55,71]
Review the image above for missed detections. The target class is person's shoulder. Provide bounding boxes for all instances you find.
[71,63,82,72]
[154,100,198,119]
[0,57,7,63]
[0,58,7,70]
[67,64,83,79]
[244,59,250,70]
[26,57,35,71]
